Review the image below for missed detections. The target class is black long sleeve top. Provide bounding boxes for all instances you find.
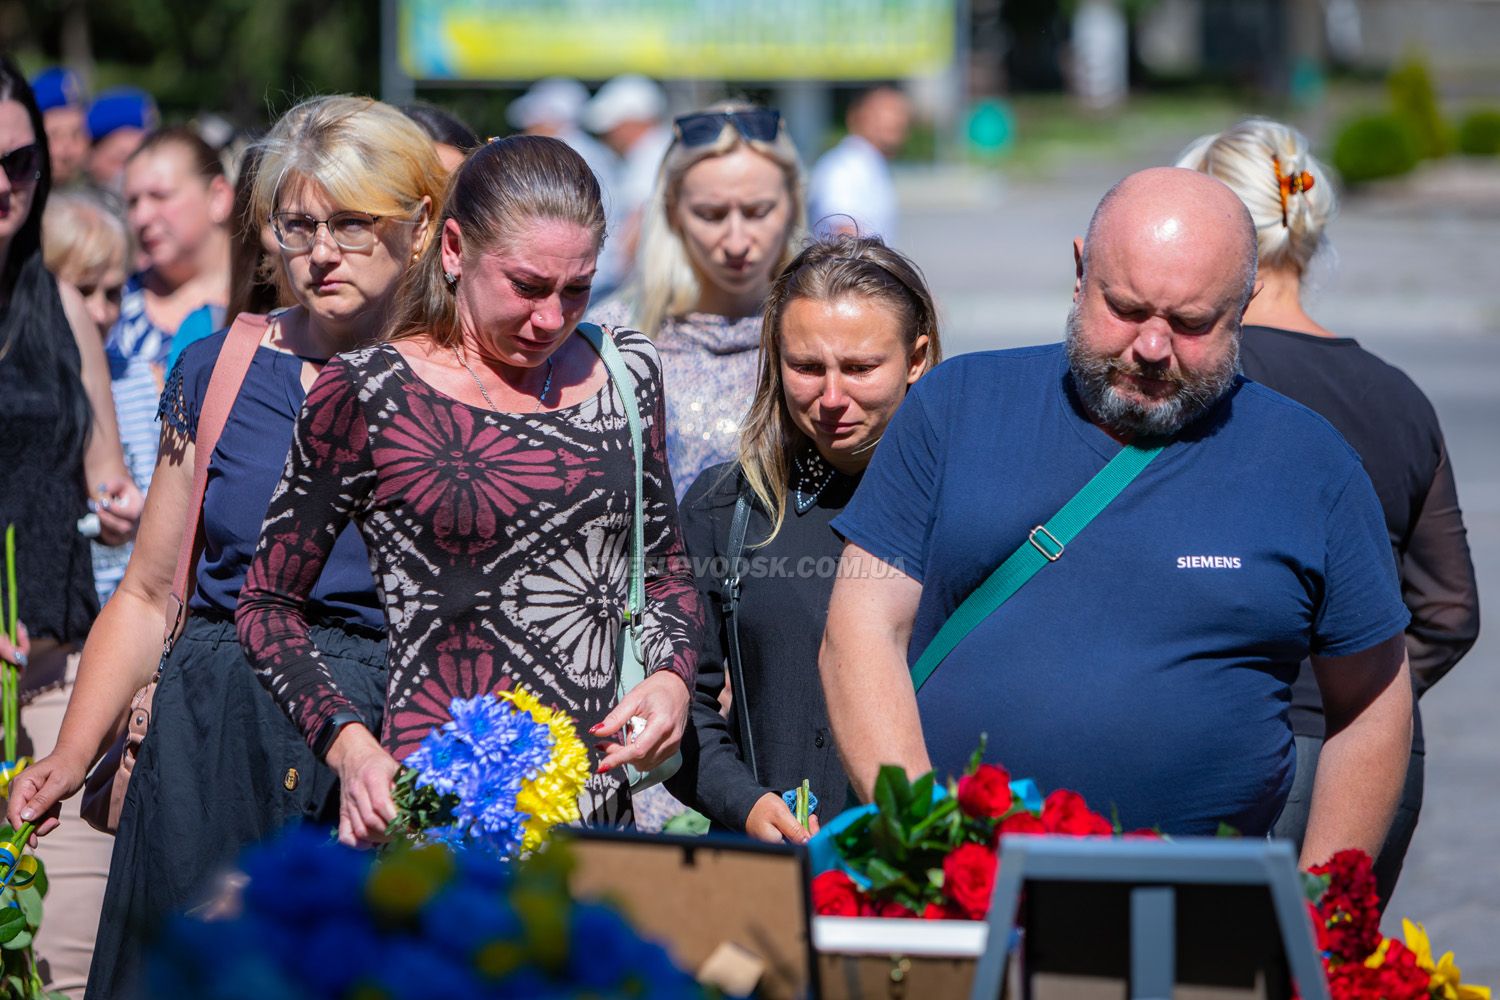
[1239,325,1481,752]
[667,460,856,830]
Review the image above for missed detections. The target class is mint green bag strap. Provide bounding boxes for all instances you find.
[909,439,1166,693]
[577,324,645,633]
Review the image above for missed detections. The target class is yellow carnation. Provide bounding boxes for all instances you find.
[497,687,592,853]
[1404,918,1492,1000]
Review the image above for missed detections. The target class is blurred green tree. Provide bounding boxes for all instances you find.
[8,0,379,128]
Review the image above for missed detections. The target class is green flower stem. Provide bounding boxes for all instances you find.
[795,780,810,829]
[4,524,16,763]
[0,821,34,891]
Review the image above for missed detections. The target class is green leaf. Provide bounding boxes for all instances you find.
[868,815,908,863]
[1300,871,1331,904]
[872,767,905,822]
[1215,822,1241,838]
[966,734,988,776]
[908,773,935,819]
[907,797,958,843]
[864,857,907,891]
[0,928,30,951]
[15,888,41,932]
[0,909,23,945]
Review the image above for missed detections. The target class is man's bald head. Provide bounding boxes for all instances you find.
[1082,167,1258,313]
[1066,168,1257,438]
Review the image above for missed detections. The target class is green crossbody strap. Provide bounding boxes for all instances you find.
[908,438,1167,693]
[577,324,645,632]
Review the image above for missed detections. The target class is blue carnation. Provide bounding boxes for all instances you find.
[451,843,515,893]
[281,918,384,996]
[240,825,373,924]
[372,939,485,998]
[420,885,521,958]
[566,901,651,989]
[406,728,478,796]
[447,694,511,756]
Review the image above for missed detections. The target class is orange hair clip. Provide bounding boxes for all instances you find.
[1271,154,1315,227]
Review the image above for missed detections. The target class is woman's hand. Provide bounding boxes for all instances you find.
[324,724,399,848]
[94,477,145,546]
[745,792,822,845]
[591,670,691,775]
[4,749,91,845]
[0,622,29,670]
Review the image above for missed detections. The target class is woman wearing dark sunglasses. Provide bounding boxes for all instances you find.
[8,95,445,999]
[593,103,805,500]
[0,54,142,996]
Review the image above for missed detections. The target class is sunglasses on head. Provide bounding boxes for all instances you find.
[0,143,40,185]
[673,109,782,148]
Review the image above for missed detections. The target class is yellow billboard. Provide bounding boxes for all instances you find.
[400,0,956,81]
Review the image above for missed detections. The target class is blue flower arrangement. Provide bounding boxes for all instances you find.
[392,690,591,859]
[149,826,704,999]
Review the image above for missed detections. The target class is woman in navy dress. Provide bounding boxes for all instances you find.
[8,95,447,998]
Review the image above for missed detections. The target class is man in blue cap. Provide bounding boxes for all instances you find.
[86,86,158,192]
[31,67,90,186]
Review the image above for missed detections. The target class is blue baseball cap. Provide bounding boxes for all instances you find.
[87,87,159,142]
[31,67,85,113]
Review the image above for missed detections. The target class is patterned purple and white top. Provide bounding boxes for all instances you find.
[236,328,703,826]
[590,300,762,499]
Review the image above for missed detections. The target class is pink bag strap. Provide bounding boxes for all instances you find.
[162,313,270,646]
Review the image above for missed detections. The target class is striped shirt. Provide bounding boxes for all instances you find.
[96,274,173,604]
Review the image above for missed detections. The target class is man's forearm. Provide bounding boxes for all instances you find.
[1300,661,1412,869]
[818,625,931,803]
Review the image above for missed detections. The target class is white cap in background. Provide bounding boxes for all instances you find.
[507,77,591,130]
[582,75,667,134]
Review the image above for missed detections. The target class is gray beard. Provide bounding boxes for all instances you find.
[1064,305,1241,438]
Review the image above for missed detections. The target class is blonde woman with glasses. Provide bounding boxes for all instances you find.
[8,95,444,999]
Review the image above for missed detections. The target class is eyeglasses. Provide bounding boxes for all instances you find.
[271,211,402,253]
[673,109,782,148]
[0,143,40,186]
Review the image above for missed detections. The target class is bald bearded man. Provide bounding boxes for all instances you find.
[819,168,1411,868]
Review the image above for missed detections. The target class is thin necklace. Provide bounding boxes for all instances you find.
[453,345,554,414]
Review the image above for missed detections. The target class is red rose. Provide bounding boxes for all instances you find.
[920,901,966,920]
[957,763,1013,819]
[1041,789,1113,836]
[942,842,998,919]
[997,811,1048,837]
[1123,828,1163,840]
[811,870,863,917]
[872,899,916,919]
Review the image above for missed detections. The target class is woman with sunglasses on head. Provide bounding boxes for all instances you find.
[667,234,941,844]
[592,103,804,498]
[1178,119,1479,908]
[0,55,142,998]
[7,95,444,998]
[236,134,703,847]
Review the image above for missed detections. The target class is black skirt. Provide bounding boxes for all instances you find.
[85,616,387,1000]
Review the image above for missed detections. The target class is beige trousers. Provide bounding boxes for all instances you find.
[12,649,113,999]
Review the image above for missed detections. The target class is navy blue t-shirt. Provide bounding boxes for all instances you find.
[833,344,1408,836]
[161,328,384,631]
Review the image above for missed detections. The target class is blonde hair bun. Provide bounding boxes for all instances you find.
[1175,117,1337,274]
